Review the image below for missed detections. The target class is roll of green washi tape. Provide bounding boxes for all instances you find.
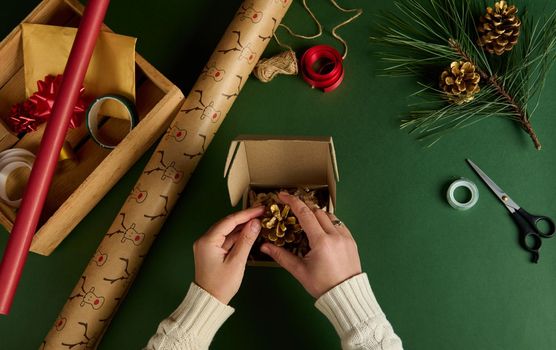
[446,178,479,210]
[86,94,138,149]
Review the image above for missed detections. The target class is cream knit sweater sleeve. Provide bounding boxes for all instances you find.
[315,273,403,350]
[145,283,234,350]
[146,274,402,350]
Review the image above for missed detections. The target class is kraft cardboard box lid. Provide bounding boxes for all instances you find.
[224,135,339,207]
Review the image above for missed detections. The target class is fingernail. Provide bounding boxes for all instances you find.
[279,191,290,197]
[250,219,261,233]
[260,244,270,254]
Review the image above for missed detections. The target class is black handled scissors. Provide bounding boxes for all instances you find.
[467,159,555,263]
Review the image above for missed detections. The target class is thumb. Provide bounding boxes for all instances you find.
[228,219,261,263]
[260,243,303,278]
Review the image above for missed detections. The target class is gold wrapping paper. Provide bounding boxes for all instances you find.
[22,23,136,119]
[42,1,292,348]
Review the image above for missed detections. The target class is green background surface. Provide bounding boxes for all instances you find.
[1,0,556,349]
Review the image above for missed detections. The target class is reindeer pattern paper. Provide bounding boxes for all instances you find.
[42,1,292,348]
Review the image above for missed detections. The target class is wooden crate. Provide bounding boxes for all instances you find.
[0,0,185,256]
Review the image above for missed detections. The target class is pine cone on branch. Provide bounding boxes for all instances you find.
[477,1,521,55]
[439,61,481,105]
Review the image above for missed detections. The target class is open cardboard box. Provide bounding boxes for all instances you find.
[224,135,339,266]
[0,0,185,255]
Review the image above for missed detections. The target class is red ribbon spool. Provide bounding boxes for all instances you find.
[300,45,344,92]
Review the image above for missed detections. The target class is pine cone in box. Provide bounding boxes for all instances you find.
[261,203,303,247]
[439,61,481,105]
[477,1,521,55]
[249,188,324,258]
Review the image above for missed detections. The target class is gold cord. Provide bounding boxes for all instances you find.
[278,0,323,40]
[330,0,363,59]
[275,0,363,59]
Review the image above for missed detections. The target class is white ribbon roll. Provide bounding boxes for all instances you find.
[0,148,35,208]
[0,148,35,162]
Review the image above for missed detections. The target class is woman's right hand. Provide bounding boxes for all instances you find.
[260,192,362,299]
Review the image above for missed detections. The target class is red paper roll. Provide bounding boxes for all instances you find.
[300,45,344,92]
[0,0,111,315]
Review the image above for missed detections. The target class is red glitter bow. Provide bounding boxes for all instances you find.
[8,75,86,133]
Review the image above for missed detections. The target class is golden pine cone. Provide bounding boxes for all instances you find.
[439,61,481,105]
[477,1,521,55]
[248,188,319,258]
[260,202,303,248]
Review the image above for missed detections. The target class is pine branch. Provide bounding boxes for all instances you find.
[371,0,556,150]
[448,38,541,149]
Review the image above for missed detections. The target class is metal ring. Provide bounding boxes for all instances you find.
[332,219,343,226]
[86,94,138,149]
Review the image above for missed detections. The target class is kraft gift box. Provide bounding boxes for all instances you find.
[224,135,339,266]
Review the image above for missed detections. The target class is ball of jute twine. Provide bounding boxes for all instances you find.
[253,50,298,82]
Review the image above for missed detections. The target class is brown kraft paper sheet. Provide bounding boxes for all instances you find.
[42,1,292,348]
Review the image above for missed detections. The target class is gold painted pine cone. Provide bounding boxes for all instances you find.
[249,188,318,257]
[439,61,481,105]
[477,1,521,55]
[261,203,303,247]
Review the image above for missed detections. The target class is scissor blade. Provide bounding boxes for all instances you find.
[466,159,520,212]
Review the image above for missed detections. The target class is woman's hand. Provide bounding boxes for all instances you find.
[261,192,361,298]
[193,206,264,304]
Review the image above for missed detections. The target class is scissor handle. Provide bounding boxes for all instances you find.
[516,208,555,238]
[510,210,543,263]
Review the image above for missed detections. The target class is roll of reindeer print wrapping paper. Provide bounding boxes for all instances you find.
[42,1,292,348]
